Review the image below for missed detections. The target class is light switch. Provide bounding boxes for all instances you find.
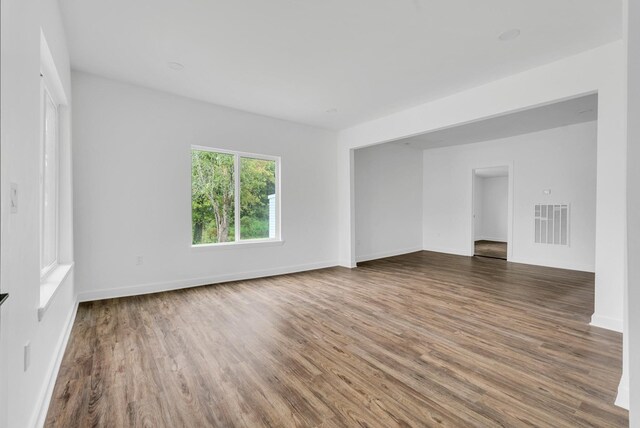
[543,189,551,195]
[10,183,18,213]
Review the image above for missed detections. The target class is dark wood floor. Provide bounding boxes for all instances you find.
[475,240,508,260]
[46,251,627,427]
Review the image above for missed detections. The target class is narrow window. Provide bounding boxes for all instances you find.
[40,80,59,276]
[191,148,280,245]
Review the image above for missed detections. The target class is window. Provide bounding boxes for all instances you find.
[191,147,280,245]
[40,78,59,276]
[38,33,74,319]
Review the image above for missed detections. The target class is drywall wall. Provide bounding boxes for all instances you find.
[423,122,597,272]
[0,0,77,427]
[338,41,626,336]
[624,0,638,418]
[476,176,508,242]
[473,176,484,241]
[354,143,423,262]
[72,72,338,301]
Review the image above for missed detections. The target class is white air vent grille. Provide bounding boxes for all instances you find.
[534,204,569,245]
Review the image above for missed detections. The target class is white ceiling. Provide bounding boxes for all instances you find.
[395,93,597,150]
[59,0,620,130]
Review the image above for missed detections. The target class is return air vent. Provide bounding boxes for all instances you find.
[534,204,569,246]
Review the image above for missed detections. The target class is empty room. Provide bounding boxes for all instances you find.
[1,0,639,427]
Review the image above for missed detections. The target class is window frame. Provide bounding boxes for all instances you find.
[40,75,60,279]
[191,145,281,247]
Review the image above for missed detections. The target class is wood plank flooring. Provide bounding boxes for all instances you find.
[474,240,507,260]
[46,251,627,427]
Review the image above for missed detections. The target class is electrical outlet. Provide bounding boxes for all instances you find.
[136,256,144,266]
[24,342,31,371]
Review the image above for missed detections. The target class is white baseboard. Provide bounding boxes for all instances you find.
[422,246,472,257]
[34,299,79,428]
[590,313,624,333]
[78,260,338,302]
[356,246,423,263]
[338,259,357,269]
[615,377,629,409]
[507,257,595,273]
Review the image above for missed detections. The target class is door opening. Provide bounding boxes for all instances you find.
[473,166,509,260]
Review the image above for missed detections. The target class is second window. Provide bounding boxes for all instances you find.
[191,147,279,245]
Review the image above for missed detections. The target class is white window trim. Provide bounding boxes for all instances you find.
[38,30,73,321]
[190,145,282,248]
[38,263,74,321]
[39,76,60,280]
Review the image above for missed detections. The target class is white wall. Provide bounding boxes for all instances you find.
[72,72,338,301]
[475,176,508,242]
[473,175,484,241]
[354,143,423,262]
[0,0,77,427]
[625,0,638,419]
[423,122,597,272]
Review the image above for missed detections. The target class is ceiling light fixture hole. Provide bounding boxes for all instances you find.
[168,61,184,71]
[498,29,521,42]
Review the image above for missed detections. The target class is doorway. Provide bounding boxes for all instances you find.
[473,166,509,260]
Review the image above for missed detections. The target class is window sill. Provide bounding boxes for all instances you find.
[39,262,74,321]
[191,239,285,251]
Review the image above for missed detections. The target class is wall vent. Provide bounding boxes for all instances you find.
[534,204,569,245]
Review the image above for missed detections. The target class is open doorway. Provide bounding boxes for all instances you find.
[473,166,509,260]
